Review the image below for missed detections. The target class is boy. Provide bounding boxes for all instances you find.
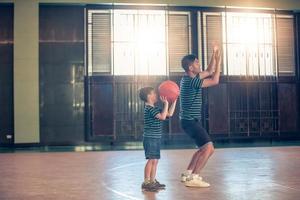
[139,87,177,192]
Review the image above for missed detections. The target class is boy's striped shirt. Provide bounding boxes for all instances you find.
[143,105,162,138]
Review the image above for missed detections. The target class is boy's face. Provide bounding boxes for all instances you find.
[189,58,202,74]
[147,90,158,103]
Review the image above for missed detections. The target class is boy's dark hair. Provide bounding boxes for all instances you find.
[181,54,197,72]
[139,87,154,102]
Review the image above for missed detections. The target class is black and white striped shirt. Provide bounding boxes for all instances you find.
[179,75,203,120]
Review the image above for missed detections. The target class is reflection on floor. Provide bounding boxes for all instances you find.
[0,146,299,200]
[2,139,300,153]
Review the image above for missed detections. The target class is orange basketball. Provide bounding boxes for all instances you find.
[158,80,179,103]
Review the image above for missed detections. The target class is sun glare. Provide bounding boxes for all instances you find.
[222,12,274,76]
[113,10,167,75]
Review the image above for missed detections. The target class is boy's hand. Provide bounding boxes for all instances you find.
[156,96,169,120]
[160,96,169,104]
[166,98,177,117]
[172,99,178,105]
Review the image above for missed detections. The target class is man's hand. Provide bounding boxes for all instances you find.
[213,44,219,53]
[201,47,222,88]
[199,44,220,79]
[210,44,220,74]
[206,44,219,75]
[215,48,222,67]
[207,64,215,76]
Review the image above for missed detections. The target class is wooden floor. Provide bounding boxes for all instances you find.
[0,146,299,200]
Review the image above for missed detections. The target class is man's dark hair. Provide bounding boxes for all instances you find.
[181,54,197,72]
[139,87,154,102]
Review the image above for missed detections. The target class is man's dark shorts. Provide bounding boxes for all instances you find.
[180,119,212,148]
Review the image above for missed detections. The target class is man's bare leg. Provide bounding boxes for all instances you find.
[192,143,214,174]
[187,149,201,171]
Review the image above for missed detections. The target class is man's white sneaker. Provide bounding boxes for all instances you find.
[181,173,202,182]
[184,177,210,188]
[181,172,191,182]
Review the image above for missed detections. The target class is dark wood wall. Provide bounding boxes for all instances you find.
[39,5,85,145]
[278,83,298,134]
[0,5,298,146]
[296,13,300,135]
[37,6,300,145]
[0,4,14,145]
[208,83,229,135]
[86,9,300,143]
[89,77,299,142]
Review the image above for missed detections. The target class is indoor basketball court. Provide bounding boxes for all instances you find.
[0,0,299,199]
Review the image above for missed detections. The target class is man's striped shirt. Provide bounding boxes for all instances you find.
[179,74,203,120]
[143,105,162,138]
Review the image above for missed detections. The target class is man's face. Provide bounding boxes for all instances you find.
[189,58,201,74]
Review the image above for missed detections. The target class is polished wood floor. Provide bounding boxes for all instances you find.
[0,146,299,200]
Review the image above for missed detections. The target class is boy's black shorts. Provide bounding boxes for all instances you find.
[180,119,212,148]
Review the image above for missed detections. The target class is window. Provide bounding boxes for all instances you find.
[87,9,191,76]
[223,12,274,76]
[113,10,167,75]
[203,11,295,76]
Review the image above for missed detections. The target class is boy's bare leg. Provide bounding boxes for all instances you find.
[150,159,158,181]
[144,160,153,181]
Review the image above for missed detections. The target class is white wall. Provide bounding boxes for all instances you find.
[13,0,39,143]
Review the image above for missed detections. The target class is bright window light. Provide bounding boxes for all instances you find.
[113,10,167,75]
[222,12,274,76]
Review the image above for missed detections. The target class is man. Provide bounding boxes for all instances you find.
[179,45,221,187]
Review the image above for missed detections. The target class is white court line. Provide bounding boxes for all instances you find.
[272,182,300,192]
[102,182,142,200]
[107,162,145,172]
[102,161,145,200]
[101,156,300,199]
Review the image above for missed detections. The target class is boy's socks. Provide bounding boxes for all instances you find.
[142,180,159,192]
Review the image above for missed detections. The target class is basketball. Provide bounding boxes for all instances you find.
[158,80,179,103]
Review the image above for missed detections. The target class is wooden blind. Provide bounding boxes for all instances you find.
[89,11,111,74]
[204,13,222,69]
[168,12,190,73]
[276,15,295,75]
